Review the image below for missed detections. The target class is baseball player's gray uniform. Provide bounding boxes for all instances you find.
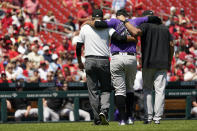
[102,11,150,125]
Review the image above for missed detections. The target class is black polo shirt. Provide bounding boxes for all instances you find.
[139,23,173,69]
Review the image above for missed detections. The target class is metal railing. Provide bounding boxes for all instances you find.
[0,90,115,123]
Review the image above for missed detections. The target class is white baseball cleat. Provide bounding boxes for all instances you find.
[119,120,126,126]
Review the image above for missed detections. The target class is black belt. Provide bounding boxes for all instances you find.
[85,55,109,59]
[112,52,136,56]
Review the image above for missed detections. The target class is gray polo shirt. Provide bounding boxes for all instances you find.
[77,24,115,57]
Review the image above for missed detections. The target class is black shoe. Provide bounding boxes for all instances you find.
[143,120,152,124]
[99,112,109,125]
[92,119,101,125]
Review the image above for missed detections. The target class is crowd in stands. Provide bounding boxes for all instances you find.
[0,0,196,85]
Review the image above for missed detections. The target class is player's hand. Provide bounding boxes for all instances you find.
[24,111,29,117]
[78,62,84,70]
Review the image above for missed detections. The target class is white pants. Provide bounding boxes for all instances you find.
[60,108,91,121]
[15,108,38,121]
[142,68,167,121]
[43,107,60,122]
[44,107,91,122]
[191,107,197,117]
[110,54,137,96]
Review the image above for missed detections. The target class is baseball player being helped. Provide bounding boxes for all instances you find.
[84,9,161,125]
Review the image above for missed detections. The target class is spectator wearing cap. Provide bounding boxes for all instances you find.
[64,15,77,38]
[165,6,178,27]
[42,45,52,63]
[48,54,60,73]
[27,44,44,68]
[18,39,27,54]
[178,8,190,25]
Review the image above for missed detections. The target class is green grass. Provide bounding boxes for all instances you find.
[1,120,197,131]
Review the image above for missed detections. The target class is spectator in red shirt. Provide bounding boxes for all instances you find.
[56,38,73,55]
[0,9,13,31]
[8,43,22,61]
[62,0,77,8]
[18,17,34,35]
[0,71,11,83]
[77,3,90,27]
[130,0,143,16]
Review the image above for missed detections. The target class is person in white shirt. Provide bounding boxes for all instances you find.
[76,9,136,125]
[38,61,49,81]
[27,44,44,68]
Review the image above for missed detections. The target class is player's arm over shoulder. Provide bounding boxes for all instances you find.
[109,28,137,43]
[138,23,149,36]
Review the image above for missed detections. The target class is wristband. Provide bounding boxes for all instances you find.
[123,19,129,25]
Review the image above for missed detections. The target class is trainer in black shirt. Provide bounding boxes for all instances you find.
[123,10,174,124]
[139,22,174,69]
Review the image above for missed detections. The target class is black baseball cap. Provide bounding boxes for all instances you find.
[116,9,129,17]
[92,9,103,18]
[142,10,154,16]
[68,16,74,20]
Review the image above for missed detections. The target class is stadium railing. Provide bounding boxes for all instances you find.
[0,81,196,123]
